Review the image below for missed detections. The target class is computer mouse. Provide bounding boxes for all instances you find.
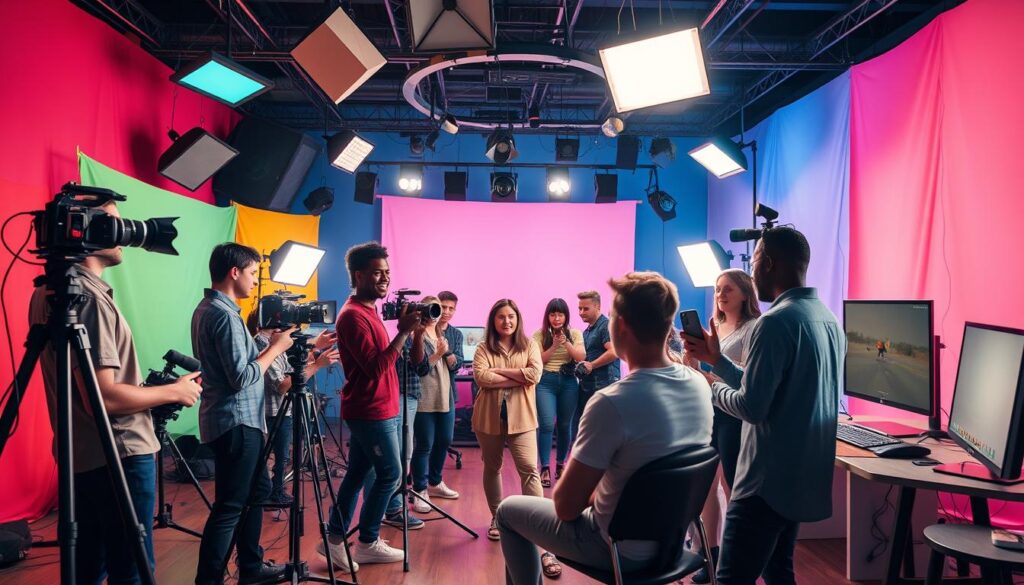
[870,442,932,459]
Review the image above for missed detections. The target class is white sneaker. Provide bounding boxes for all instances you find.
[316,540,359,573]
[427,481,460,499]
[352,538,404,564]
[411,490,432,514]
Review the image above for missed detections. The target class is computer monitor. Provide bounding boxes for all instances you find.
[457,326,486,366]
[934,322,1024,484]
[843,300,934,436]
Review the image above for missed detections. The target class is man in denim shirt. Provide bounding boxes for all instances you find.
[192,243,295,585]
[684,227,844,585]
[573,291,620,441]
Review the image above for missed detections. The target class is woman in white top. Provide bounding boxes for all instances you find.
[688,268,761,584]
[409,296,460,512]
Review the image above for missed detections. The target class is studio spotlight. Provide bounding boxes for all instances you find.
[688,136,748,178]
[546,167,571,200]
[398,165,424,193]
[409,134,425,157]
[269,240,327,287]
[648,189,677,221]
[353,171,378,204]
[598,27,710,113]
[594,174,618,203]
[441,113,460,134]
[555,138,580,162]
[485,130,518,165]
[170,52,273,107]
[328,130,374,173]
[677,240,732,287]
[303,186,335,216]
[158,127,239,191]
[649,138,677,168]
[601,116,625,138]
[444,171,468,201]
[425,129,440,151]
[490,172,517,202]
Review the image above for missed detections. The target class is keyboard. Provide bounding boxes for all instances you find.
[836,423,902,449]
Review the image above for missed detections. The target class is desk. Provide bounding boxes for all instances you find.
[835,424,1024,584]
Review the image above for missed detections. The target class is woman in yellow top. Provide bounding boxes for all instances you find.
[531,298,585,488]
[472,298,543,542]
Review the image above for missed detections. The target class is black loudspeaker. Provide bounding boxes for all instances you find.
[213,117,321,211]
[595,174,618,203]
[303,186,335,216]
[0,520,29,567]
[615,136,640,170]
[444,171,467,201]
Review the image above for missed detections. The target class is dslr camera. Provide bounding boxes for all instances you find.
[382,289,441,321]
[34,182,179,260]
[145,350,201,432]
[258,292,336,329]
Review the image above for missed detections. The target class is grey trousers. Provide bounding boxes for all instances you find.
[495,495,650,585]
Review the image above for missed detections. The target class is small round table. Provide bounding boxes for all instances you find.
[923,524,1024,585]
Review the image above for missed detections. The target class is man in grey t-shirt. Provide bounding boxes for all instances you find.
[684,227,844,585]
[496,272,713,585]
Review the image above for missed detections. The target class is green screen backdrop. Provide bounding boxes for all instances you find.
[79,153,238,436]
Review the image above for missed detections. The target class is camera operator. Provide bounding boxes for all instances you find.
[320,241,420,567]
[245,311,340,507]
[192,243,296,585]
[573,291,619,443]
[28,197,202,584]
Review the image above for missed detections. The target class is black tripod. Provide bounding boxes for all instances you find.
[0,262,155,585]
[220,333,356,585]
[347,343,477,572]
[152,424,211,537]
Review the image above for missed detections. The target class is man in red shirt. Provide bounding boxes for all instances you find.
[319,242,420,568]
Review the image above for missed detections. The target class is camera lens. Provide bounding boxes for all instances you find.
[94,215,179,255]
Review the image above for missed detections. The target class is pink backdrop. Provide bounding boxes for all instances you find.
[380,197,636,336]
[849,0,1024,525]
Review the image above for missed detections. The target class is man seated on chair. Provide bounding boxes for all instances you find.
[496,271,714,585]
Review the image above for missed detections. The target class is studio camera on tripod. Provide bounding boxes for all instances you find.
[146,350,202,431]
[382,288,441,321]
[257,291,336,329]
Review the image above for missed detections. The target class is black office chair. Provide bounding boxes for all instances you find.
[557,445,720,585]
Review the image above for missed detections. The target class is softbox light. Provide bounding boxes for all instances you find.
[291,7,387,104]
[158,127,239,191]
[328,130,374,173]
[689,137,749,179]
[599,27,710,113]
[677,241,731,287]
[170,52,273,107]
[408,0,495,52]
[269,240,326,287]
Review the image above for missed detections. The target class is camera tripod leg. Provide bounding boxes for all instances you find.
[407,490,479,538]
[70,323,156,585]
[0,325,48,455]
[153,440,203,538]
[164,431,212,510]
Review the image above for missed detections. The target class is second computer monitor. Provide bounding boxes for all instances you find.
[843,300,934,416]
[457,326,486,365]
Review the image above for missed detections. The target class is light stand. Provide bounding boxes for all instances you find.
[744,139,758,273]
[0,261,155,585]
[921,334,949,441]
[152,423,212,538]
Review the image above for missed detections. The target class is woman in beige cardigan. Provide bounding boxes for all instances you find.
[472,298,543,542]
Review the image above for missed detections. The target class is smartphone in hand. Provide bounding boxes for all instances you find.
[679,310,705,340]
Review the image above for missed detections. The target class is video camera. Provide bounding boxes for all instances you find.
[382,289,442,321]
[258,291,336,329]
[729,203,780,243]
[33,183,179,260]
[145,350,201,432]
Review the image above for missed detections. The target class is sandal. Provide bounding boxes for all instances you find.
[555,462,564,480]
[540,466,552,488]
[541,552,562,579]
[488,517,501,541]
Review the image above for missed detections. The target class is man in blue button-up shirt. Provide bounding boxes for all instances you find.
[192,243,295,585]
[684,227,845,585]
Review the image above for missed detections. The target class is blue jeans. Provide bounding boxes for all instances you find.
[361,397,416,514]
[74,454,156,585]
[329,415,402,543]
[196,425,272,584]
[535,371,579,467]
[267,414,293,496]
[411,394,455,491]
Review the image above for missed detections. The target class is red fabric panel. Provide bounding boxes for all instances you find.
[850,0,1024,525]
[0,0,237,521]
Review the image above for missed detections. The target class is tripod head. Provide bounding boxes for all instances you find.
[284,332,317,394]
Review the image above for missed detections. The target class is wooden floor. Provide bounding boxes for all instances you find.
[1,431,875,585]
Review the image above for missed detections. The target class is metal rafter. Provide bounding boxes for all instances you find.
[704,0,902,132]
[75,0,165,47]
[701,0,757,50]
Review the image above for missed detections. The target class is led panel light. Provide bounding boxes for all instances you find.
[269,240,326,287]
[171,52,273,107]
[158,127,239,191]
[398,165,424,193]
[599,28,710,113]
[677,241,731,287]
[328,130,374,173]
[688,137,749,179]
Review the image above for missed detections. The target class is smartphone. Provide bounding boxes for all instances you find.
[912,458,940,466]
[679,310,705,340]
